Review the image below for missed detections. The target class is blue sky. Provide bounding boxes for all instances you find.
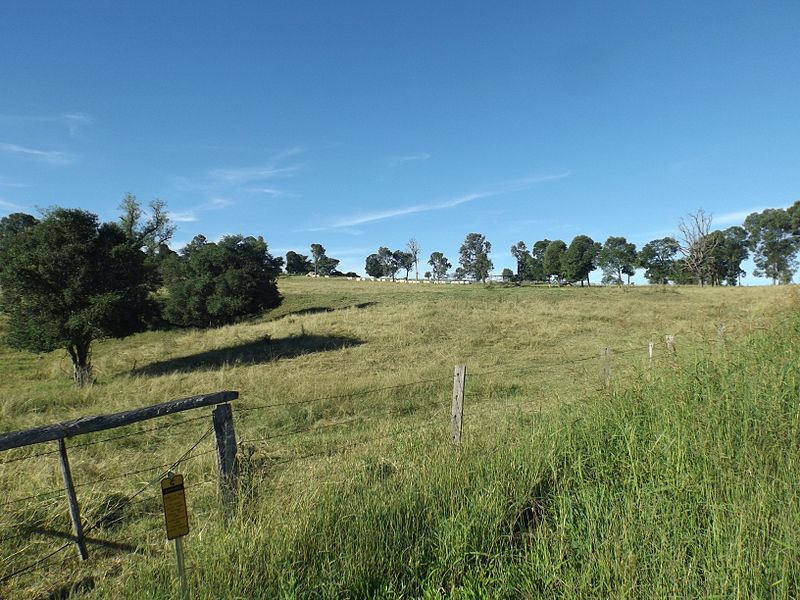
[1,1,798,282]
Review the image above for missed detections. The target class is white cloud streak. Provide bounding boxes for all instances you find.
[325,172,569,229]
[388,152,431,167]
[713,208,766,227]
[0,198,27,213]
[0,142,74,164]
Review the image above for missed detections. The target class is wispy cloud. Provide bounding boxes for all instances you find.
[168,197,232,224]
[714,208,766,226]
[388,152,431,167]
[0,112,92,137]
[170,211,199,223]
[0,177,29,188]
[174,147,302,198]
[0,197,27,213]
[0,142,75,164]
[316,172,569,230]
[207,164,298,185]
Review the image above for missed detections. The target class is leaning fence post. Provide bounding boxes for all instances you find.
[57,438,89,560]
[600,347,612,389]
[212,403,238,512]
[451,365,466,445]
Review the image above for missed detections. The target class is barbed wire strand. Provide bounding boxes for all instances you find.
[236,376,452,413]
[0,427,213,585]
[0,414,210,466]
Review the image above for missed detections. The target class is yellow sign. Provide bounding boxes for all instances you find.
[161,474,189,540]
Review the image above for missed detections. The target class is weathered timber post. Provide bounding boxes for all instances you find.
[451,365,467,445]
[665,334,675,355]
[600,347,612,389]
[648,340,654,368]
[57,438,89,560]
[212,403,238,512]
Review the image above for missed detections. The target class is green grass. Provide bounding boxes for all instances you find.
[0,279,797,598]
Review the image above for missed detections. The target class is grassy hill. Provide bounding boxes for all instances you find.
[1,279,797,598]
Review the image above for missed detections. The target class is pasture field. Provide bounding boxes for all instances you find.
[0,279,798,598]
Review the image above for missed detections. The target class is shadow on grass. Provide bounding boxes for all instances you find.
[130,334,365,376]
[268,301,377,322]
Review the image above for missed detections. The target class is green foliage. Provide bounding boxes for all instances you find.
[542,239,567,284]
[365,253,384,278]
[118,193,174,252]
[744,208,798,283]
[0,208,150,384]
[458,233,493,282]
[310,243,326,275]
[162,234,282,327]
[396,250,413,280]
[598,236,637,285]
[562,235,600,286]
[427,251,451,281]
[285,251,313,275]
[706,227,749,286]
[638,237,680,284]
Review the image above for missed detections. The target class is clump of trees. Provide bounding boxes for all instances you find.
[0,196,285,385]
[162,234,282,327]
[365,245,414,280]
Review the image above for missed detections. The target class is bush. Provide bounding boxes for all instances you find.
[162,234,282,327]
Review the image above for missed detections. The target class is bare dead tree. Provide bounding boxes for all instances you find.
[407,237,421,280]
[677,208,719,286]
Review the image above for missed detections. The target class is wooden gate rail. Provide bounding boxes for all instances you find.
[0,390,238,451]
[0,390,239,562]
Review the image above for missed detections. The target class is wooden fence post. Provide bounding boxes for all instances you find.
[451,365,466,445]
[212,403,238,512]
[600,347,612,388]
[648,340,654,368]
[57,438,89,560]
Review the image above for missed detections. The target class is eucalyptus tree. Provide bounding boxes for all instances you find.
[428,252,451,281]
[458,233,493,282]
[542,240,567,285]
[562,235,601,286]
[638,237,680,284]
[598,236,638,285]
[744,208,798,284]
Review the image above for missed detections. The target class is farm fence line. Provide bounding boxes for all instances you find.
[0,332,687,591]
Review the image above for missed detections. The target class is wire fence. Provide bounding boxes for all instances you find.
[0,338,674,591]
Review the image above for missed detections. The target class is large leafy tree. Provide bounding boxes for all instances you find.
[286,250,313,275]
[310,243,326,276]
[510,241,530,280]
[427,251,451,280]
[598,236,637,285]
[458,233,493,282]
[377,247,400,281]
[0,208,152,385]
[744,208,798,284]
[638,237,680,284]
[562,235,600,286]
[528,239,550,282]
[706,227,749,286]
[396,251,414,280]
[162,234,282,327]
[365,253,384,278]
[542,240,567,285]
